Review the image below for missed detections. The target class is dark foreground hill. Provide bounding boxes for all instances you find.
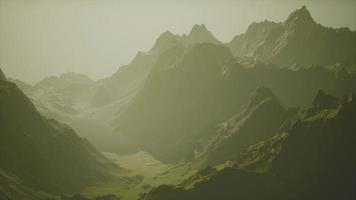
[140,91,356,200]
[0,69,118,199]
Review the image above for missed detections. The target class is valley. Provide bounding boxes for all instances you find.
[0,5,355,200]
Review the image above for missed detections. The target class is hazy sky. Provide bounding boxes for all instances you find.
[1,0,355,83]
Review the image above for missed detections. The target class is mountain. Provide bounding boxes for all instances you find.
[189,24,221,45]
[13,72,140,155]
[32,72,94,115]
[140,91,356,200]
[12,24,222,155]
[0,69,118,197]
[116,41,356,163]
[91,24,220,107]
[191,87,294,167]
[227,6,356,68]
[116,43,236,163]
[19,10,356,158]
[11,24,222,156]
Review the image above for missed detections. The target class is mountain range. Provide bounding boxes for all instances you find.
[14,7,356,159]
[191,87,294,168]
[116,41,356,163]
[2,6,356,200]
[227,6,356,68]
[140,90,356,200]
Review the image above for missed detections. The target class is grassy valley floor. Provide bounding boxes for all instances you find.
[80,151,196,200]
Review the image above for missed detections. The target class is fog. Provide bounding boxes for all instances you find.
[1,0,355,83]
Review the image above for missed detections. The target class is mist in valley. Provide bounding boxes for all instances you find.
[0,1,356,200]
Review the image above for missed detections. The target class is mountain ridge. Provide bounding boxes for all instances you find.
[191,87,290,167]
[227,6,356,68]
[115,42,356,163]
[140,91,356,200]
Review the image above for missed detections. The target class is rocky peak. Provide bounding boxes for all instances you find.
[151,31,178,52]
[153,31,175,45]
[246,20,280,35]
[159,30,175,40]
[189,24,221,44]
[189,24,208,36]
[284,6,315,29]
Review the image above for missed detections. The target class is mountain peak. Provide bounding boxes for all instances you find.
[300,5,307,11]
[189,24,208,35]
[155,31,176,43]
[285,6,315,28]
[189,24,221,44]
[0,68,6,81]
[151,31,179,53]
[161,30,175,38]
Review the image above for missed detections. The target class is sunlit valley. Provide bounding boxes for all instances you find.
[0,1,356,200]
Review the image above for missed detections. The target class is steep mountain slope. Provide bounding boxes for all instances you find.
[0,70,118,196]
[192,87,294,167]
[227,6,356,68]
[117,43,236,163]
[12,73,140,155]
[116,41,356,163]
[140,91,356,200]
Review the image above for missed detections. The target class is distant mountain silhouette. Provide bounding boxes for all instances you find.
[227,6,356,68]
[0,69,118,197]
[140,91,356,200]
